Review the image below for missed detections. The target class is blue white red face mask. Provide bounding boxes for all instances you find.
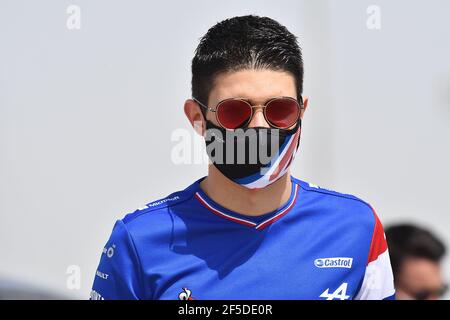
[204,120,301,189]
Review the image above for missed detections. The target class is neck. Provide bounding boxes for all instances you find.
[199,165,292,216]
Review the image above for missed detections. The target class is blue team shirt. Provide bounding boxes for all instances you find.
[91,176,395,300]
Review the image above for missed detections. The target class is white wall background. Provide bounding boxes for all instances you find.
[0,0,449,299]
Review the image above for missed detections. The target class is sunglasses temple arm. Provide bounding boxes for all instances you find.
[192,97,216,113]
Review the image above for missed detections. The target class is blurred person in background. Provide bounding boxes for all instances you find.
[386,224,447,300]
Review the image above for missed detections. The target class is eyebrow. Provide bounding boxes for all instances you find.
[221,96,292,105]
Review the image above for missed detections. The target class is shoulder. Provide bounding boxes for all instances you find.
[293,177,373,208]
[118,179,201,233]
[292,177,379,231]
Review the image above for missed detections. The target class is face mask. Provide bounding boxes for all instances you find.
[204,120,301,189]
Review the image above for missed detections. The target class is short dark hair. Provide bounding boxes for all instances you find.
[385,224,446,279]
[191,15,303,113]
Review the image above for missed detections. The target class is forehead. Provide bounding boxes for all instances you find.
[209,69,297,105]
[400,257,442,286]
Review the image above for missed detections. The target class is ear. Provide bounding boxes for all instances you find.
[184,99,205,136]
[300,95,309,119]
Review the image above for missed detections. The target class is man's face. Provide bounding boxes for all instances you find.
[206,69,305,129]
[181,68,308,188]
[395,257,446,300]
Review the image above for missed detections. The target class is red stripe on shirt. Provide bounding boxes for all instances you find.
[367,206,388,264]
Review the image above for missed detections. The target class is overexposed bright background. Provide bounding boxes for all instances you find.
[1,0,449,298]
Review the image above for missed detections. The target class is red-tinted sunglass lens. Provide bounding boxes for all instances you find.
[265,98,300,128]
[217,100,252,129]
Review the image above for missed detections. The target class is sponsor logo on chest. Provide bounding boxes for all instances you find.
[314,257,353,269]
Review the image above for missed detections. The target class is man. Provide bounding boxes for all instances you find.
[386,224,447,300]
[91,15,395,300]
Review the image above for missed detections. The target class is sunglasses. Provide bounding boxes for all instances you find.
[192,96,303,130]
[410,284,448,300]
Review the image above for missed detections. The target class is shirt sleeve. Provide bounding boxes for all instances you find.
[354,208,396,300]
[90,220,144,300]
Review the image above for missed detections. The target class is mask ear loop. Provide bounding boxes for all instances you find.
[192,98,209,137]
[200,108,208,137]
[290,119,302,157]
